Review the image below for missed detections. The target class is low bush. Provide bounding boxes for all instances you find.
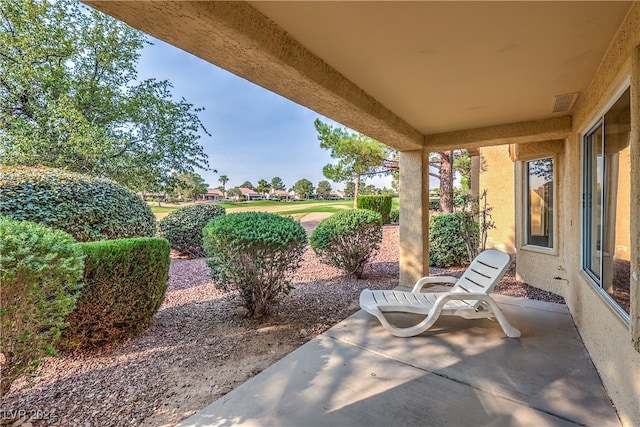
[158,204,226,258]
[310,209,382,278]
[389,208,400,224]
[429,198,440,211]
[0,166,156,242]
[203,212,307,318]
[0,218,84,395]
[60,238,170,350]
[357,195,392,224]
[429,212,474,267]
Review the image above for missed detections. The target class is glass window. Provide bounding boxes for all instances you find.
[582,87,631,316]
[526,158,553,248]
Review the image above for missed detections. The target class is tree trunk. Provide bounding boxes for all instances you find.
[353,174,361,208]
[439,150,454,212]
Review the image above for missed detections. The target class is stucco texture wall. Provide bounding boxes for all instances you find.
[478,145,516,254]
[555,5,640,426]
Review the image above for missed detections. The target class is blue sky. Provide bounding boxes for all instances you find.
[136,35,395,192]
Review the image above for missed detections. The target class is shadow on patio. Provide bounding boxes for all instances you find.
[178,294,619,426]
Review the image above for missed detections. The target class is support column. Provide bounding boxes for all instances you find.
[630,45,640,352]
[399,150,430,287]
[469,149,481,198]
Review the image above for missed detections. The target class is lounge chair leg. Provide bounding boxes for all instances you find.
[482,299,521,338]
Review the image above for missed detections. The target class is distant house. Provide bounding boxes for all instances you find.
[268,189,293,201]
[239,187,263,201]
[202,188,224,202]
[327,191,345,200]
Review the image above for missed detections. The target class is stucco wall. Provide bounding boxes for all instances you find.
[542,5,639,426]
[484,6,640,425]
[478,145,516,254]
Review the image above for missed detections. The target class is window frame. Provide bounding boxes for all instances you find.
[523,156,556,251]
[580,81,631,323]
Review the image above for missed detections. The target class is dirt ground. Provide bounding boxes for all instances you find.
[1,221,564,427]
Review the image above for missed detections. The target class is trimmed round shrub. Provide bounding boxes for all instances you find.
[158,204,226,258]
[0,166,156,242]
[309,209,382,278]
[59,238,170,350]
[357,195,392,224]
[429,212,475,267]
[203,212,307,318]
[0,217,84,395]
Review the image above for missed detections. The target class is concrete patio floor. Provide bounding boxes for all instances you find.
[178,294,620,427]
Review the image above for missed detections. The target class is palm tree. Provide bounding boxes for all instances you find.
[218,175,229,194]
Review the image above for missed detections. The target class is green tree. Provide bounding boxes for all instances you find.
[453,151,471,193]
[314,119,395,208]
[0,0,209,190]
[316,180,332,199]
[291,178,314,200]
[256,179,271,197]
[361,184,379,195]
[176,172,208,202]
[218,175,229,193]
[227,187,242,201]
[429,150,470,212]
[240,181,254,190]
[271,176,286,191]
[344,182,356,198]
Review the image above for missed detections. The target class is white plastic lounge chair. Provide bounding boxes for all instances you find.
[360,249,521,338]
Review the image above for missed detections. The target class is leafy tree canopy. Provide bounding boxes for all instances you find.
[291,178,314,200]
[271,176,286,191]
[175,172,208,202]
[316,180,332,199]
[314,119,395,207]
[240,181,254,190]
[256,179,271,195]
[0,0,210,190]
[344,182,356,198]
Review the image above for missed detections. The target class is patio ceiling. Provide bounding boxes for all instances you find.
[84,1,633,151]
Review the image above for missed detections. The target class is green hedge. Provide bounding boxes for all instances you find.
[0,218,84,395]
[310,209,382,278]
[203,212,307,318]
[429,212,474,267]
[357,195,392,224]
[60,238,170,349]
[158,204,226,258]
[389,208,400,224]
[0,166,156,242]
[429,198,440,211]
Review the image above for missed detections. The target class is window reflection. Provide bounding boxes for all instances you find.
[583,87,630,315]
[526,158,553,248]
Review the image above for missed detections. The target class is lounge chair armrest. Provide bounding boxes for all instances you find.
[412,276,458,293]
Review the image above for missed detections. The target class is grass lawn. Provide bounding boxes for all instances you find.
[149,199,360,219]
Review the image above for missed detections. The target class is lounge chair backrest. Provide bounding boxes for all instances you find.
[451,249,511,307]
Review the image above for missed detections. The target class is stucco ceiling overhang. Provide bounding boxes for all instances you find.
[83,1,633,152]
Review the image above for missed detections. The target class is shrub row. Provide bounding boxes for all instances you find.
[429,212,475,267]
[158,204,226,258]
[357,195,392,224]
[60,238,170,350]
[0,166,156,242]
[389,208,400,224]
[0,218,85,395]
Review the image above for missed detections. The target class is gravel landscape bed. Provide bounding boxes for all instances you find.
[1,224,563,426]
